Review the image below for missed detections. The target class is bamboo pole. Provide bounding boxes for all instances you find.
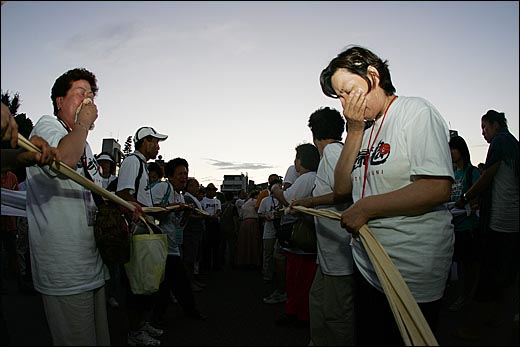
[16,134,208,219]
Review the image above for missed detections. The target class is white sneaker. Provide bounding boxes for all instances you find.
[128,330,161,346]
[140,322,164,337]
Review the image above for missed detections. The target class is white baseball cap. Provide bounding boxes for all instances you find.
[97,154,114,163]
[133,126,168,144]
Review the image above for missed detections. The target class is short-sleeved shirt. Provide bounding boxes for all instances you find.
[26,115,106,295]
[313,142,354,275]
[282,171,316,225]
[151,180,183,255]
[283,165,300,186]
[201,197,221,217]
[350,96,455,303]
[117,151,151,207]
[257,195,279,239]
[485,129,519,233]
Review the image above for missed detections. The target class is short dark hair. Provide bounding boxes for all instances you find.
[268,174,281,185]
[148,161,164,179]
[186,178,199,188]
[320,45,395,99]
[295,143,320,172]
[308,107,345,141]
[165,157,189,177]
[481,110,508,129]
[51,68,98,116]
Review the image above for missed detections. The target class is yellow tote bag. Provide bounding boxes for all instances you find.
[124,220,168,295]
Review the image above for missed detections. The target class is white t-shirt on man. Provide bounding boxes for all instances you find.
[313,142,354,276]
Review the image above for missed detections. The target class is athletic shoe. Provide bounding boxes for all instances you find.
[107,296,119,308]
[140,322,164,338]
[170,291,178,304]
[263,291,286,304]
[193,279,207,288]
[191,283,204,292]
[448,296,466,312]
[128,330,161,346]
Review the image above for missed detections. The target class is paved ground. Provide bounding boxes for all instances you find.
[1,265,518,346]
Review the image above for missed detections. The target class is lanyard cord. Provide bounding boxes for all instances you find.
[361,95,397,198]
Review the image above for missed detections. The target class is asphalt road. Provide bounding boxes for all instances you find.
[1,264,518,346]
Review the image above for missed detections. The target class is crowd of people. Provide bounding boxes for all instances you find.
[1,44,518,346]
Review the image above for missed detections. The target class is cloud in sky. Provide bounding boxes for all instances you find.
[206,158,275,171]
[1,1,518,187]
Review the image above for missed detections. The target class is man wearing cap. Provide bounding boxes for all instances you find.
[116,126,168,347]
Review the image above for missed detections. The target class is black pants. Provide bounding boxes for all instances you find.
[474,228,519,302]
[202,219,221,271]
[354,266,442,346]
[153,255,196,321]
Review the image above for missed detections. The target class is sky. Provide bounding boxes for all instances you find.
[2,1,519,187]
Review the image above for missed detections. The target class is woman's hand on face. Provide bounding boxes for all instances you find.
[76,99,98,129]
[342,88,366,132]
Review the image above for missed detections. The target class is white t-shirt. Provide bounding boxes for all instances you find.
[313,142,354,276]
[283,171,317,225]
[350,96,455,303]
[241,198,258,219]
[26,115,106,295]
[117,151,151,207]
[201,197,221,217]
[283,165,300,185]
[257,195,279,239]
[235,198,246,219]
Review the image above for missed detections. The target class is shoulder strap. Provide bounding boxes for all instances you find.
[130,154,146,199]
[161,181,172,205]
